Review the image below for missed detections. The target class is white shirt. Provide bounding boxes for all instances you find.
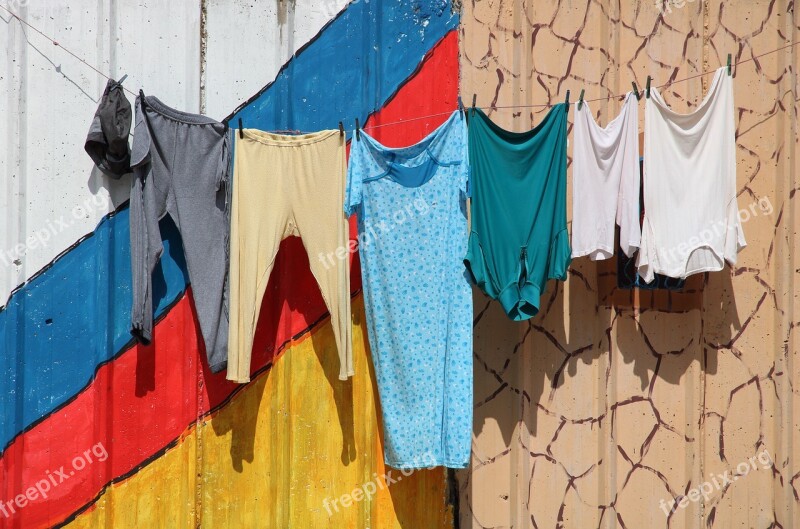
[571,92,641,260]
[637,67,746,283]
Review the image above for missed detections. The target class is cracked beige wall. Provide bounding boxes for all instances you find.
[459,1,798,527]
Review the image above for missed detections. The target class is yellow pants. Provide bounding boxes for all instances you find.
[227,129,352,383]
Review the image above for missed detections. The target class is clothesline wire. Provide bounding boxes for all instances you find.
[2,3,798,129]
[490,39,800,109]
[363,40,800,128]
[363,110,456,130]
[0,3,138,97]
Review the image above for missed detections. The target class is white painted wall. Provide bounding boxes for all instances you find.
[0,0,200,302]
[203,0,350,119]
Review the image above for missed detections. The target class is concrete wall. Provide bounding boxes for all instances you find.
[460,1,798,527]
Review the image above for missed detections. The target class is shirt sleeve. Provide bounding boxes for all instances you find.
[617,94,642,258]
[344,134,364,217]
[458,111,471,198]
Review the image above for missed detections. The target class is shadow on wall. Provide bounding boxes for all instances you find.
[87,166,132,210]
[470,262,742,449]
[202,235,357,470]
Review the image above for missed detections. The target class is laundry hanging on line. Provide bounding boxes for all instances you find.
[82,65,747,471]
[637,67,746,282]
[345,110,473,470]
[465,104,571,321]
[571,91,641,261]
[84,78,132,179]
[128,92,231,374]
[227,127,353,384]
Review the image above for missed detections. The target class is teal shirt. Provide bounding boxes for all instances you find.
[465,104,571,320]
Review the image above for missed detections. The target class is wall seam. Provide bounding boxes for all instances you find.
[197,4,207,527]
[699,1,710,526]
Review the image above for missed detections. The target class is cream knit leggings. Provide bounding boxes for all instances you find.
[227,129,353,383]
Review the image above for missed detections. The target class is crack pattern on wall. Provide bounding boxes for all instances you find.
[459,1,799,527]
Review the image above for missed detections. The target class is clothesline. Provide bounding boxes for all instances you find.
[0,3,138,97]
[2,3,798,131]
[488,39,800,109]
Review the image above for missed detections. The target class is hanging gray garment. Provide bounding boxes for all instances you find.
[129,94,230,372]
[85,78,132,179]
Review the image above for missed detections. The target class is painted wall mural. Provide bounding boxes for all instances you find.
[1,1,459,527]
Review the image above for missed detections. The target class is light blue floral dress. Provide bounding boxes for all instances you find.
[344,111,472,469]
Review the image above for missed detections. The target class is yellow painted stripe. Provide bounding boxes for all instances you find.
[65,428,199,528]
[65,297,454,529]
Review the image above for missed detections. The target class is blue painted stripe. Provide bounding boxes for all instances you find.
[0,211,188,452]
[230,1,459,134]
[0,1,458,453]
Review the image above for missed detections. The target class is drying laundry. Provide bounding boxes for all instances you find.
[227,129,352,383]
[129,94,231,372]
[637,67,746,282]
[345,111,472,469]
[572,92,641,260]
[465,105,571,321]
[85,78,132,179]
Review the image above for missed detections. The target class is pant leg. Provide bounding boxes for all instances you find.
[292,132,353,380]
[161,121,230,372]
[129,102,168,345]
[226,134,291,383]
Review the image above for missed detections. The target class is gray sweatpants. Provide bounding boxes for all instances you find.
[129,94,230,372]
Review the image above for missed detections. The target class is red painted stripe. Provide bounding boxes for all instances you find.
[0,30,458,529]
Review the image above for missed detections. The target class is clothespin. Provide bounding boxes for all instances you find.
[338,121,344,136]
[471,94,477,116]
[577,89,585,110]
[727,53,732,75]
[355,118,360,140]
[632,81,640,100]
[457,96,464,113]
[238,118,243,139]
[117,74,128,85]
[139,89,146,108]
[646,76,652,98]
[565,90,570,106]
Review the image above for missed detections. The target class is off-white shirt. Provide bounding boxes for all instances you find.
[571,92,641,260]
[637,67,746,283]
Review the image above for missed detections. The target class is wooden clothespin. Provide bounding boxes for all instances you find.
[565,90,570,105]
[632,81,640,100]
[577,89,585,110]
[338,122,344,136]
[238,118,243,139]
[355,118,360,140]
[471,94,477,116]
[646,76,652,99]
[727,53,732,76]
[117,74,128,85]
[457,96,464,113]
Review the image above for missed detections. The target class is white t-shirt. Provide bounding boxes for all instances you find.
[637,67,746,283]
[571,92,641,260]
